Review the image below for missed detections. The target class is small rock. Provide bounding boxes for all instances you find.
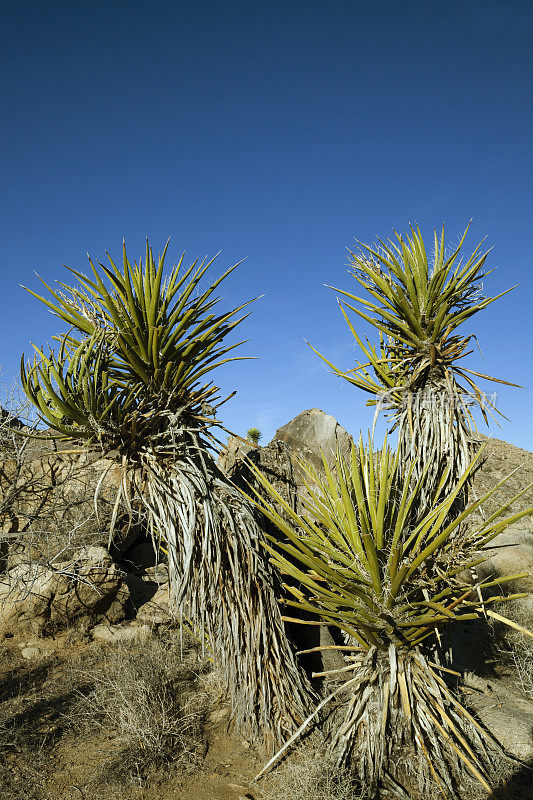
[208,706,231,724]
[92,623,151,644]
[21,646,41,660]
[144,564,169,584]
[274,407,353,471]
[135,585,172,625]
[20,643,53,660]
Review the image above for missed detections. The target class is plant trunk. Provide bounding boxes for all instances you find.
[396,378,478,510]
[330,646,495,799]
[141,446,315,745]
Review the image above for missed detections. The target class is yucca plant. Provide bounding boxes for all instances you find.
[247,439,532,797]
[20,240,313,742]
[312,224,519,505]
[247,427,262,446]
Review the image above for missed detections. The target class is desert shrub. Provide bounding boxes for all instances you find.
[315,224,516,508]
[249,438,532,799]
[246,427,262,445]
[263,755,364,800]
[68,636,208,784]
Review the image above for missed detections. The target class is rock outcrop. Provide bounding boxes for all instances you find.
[220,408,353,514]
[273,407,352,471]
[0,545,129,636]
[0,437,143,564]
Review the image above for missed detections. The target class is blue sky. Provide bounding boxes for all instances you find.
[1,1,532,449]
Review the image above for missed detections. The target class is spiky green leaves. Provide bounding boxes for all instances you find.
[313,224,519,425]
[245,438,532,651]
[21,332,122,439]
[21,241,254,450]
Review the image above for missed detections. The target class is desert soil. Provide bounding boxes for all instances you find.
[0,631,262,800]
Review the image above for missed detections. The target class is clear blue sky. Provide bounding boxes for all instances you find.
[1,1,532,449]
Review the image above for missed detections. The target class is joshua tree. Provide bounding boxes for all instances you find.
[312,224,519,506]
[20,240,313,742]
[249,439,532,797]
[246,427,262,446]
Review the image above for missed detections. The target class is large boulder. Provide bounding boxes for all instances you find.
[220,436,299,514]
[219,408,353,513]
[273,407,352,472]
[0,438,144,568]
[467,678,533,760]
[0,545,129,636]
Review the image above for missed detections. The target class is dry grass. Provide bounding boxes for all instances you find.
[508,636,533,700]
[262,756,365,800]
[0,646,67,800]
[0,633,213,798]
[68,636,209,786]
[0,721,49,800]
[260,754,533,800]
